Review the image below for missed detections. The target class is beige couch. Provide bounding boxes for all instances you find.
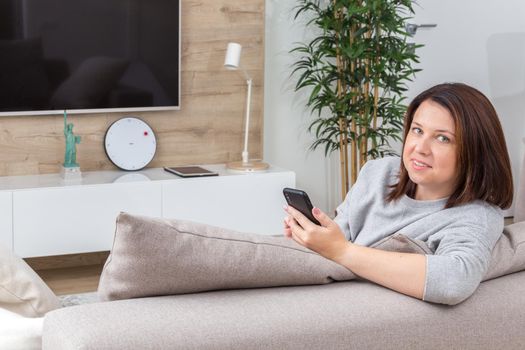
[43,270,525,349]
[42,214,525,349]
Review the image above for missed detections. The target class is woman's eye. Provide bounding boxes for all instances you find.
[412,127,422,134]
[437,135,450,143]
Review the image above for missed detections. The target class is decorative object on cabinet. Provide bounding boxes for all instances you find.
[104,117,157,171]
[224,42,269,172]
[60,110,82,181]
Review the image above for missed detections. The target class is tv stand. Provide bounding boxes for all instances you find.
[0,165,295,257]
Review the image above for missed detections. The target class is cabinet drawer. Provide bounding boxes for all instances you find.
[13,182,161,257]
[0,191,12,250]
[162,172,295,235]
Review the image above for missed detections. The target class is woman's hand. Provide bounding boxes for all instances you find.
[283,205,350,262]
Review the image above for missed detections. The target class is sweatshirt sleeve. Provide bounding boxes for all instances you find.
[334,187,353,240]
[333,158,389,241]
[423,205,503,305]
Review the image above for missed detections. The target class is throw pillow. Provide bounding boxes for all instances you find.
[98,213,355,300]
[50,56,129,109]
[370,232,432,254]
[98,213,429,301]
[0,244,61,317]
[99,213,525,301]
[483,221,525,281]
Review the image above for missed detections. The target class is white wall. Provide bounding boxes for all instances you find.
[405,0,525,216]
[264,0,525,216]
[264,0,340,213]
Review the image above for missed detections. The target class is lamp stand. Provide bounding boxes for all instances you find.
[226,78,269,172]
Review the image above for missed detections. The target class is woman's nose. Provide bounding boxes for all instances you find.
[414,137,431,155]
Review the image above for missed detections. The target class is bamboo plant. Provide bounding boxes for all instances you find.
[291,0,421,199]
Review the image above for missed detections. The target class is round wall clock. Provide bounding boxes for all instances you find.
[104,117,157,171]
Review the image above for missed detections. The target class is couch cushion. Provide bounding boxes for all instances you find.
[0,244,61,317]
[45,271,525,350]
[99,213,430,301]
[98,213,525,301]
[98,212,355,300]
[371,231,432,254]
[483,221,525,281]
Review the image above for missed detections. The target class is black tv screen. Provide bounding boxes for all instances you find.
[0,0,180,115]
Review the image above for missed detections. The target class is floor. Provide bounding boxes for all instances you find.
[26,251,108,295]
[36,265,104,295]
[30,217,516,296]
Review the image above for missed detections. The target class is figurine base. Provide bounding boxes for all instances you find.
[60,166,82,181]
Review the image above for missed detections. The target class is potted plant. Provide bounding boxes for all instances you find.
[291,0,421,199]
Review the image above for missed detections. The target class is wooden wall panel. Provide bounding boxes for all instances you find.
[0,0,265,176]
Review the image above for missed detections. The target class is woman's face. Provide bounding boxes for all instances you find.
[402,99,458,200]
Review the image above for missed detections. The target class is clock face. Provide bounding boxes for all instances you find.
[104,117,157,171]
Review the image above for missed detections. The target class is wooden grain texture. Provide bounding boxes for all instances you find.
[35,265,104,295]
[25,251,110,271]
[0,0,265,176]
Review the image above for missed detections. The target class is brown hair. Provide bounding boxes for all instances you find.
[386,83,513,209]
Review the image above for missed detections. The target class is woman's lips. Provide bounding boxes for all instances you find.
[411,159,432,170]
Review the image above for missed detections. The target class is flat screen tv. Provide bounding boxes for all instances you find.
[0,0,181,116]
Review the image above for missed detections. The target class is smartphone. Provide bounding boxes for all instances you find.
[164,166,218,178]
[283,187,321,225]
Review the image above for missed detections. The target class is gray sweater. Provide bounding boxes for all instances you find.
[334,157,503,305]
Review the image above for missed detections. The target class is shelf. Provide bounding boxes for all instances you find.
[0,164,290,191]
[0,165,296,257]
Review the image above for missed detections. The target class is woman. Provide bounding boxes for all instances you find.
[284,83,513,305]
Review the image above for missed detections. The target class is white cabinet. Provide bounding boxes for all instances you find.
[0,165,295,257]
[162,172,294,235]
[0,192,12,250]
[13,182,161,257]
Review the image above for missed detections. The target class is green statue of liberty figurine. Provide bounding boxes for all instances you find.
[63,110,81,168]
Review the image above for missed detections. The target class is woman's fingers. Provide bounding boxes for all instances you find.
[284,205,315,230]
[283,217,292,237]
[286,215,301,232]
[286,214,310,245]
[290,227,306,246]
[311,207,333,228]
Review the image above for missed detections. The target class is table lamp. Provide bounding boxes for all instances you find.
[224,42,269,172]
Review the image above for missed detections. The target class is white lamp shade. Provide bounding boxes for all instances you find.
[224,42,242,69]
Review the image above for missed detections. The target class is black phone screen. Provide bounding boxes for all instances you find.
[283,188,321,225]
